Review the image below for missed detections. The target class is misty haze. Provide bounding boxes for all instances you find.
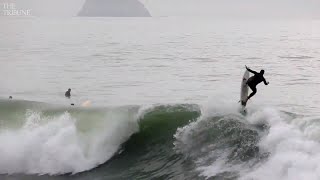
[0,0,320,180]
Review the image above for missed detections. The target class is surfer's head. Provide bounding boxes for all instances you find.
[260,70,265,75]
[68,88,71,92]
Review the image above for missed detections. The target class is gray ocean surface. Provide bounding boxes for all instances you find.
[0,17,320,180]
[1,18,319,114]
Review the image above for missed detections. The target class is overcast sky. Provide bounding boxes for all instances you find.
[1,0,319,18]
[142,0,320,18]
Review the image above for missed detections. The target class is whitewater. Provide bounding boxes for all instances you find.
[1,18,320,179]
[1,98,320,179]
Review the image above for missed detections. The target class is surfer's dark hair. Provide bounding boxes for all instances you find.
[260,70,265,74]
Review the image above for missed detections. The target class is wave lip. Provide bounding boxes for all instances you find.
[0,101,140,175]
[174,110,267,179]
[3,99,320,180]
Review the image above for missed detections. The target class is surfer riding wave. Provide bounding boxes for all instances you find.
[243,66,269,105]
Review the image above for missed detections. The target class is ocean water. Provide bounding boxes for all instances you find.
[0,17,320,180]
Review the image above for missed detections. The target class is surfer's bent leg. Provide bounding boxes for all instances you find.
[247,85,257,100]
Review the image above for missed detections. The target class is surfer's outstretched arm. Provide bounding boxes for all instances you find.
[245,66,258,75]
[263,78,269,85]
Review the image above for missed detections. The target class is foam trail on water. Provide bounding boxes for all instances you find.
[191,98,320,180]
[173,99,249,178]
[0,110,139,175]
[240,108,320,180]
[174,97,320,180]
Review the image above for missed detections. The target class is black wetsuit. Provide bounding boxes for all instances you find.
[65,89,71,98]
[246,68,268,100]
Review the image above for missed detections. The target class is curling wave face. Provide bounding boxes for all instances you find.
[0,100,140,175]
[1,99,320,180]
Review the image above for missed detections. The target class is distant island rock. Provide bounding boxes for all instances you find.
[78,0,151,17]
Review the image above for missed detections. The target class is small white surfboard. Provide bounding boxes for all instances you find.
[240,70,250,108]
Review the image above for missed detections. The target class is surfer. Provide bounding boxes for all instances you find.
[65,88,71,98]
[244,66,269,104]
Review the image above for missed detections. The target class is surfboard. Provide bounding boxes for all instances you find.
[240,70,250,108]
